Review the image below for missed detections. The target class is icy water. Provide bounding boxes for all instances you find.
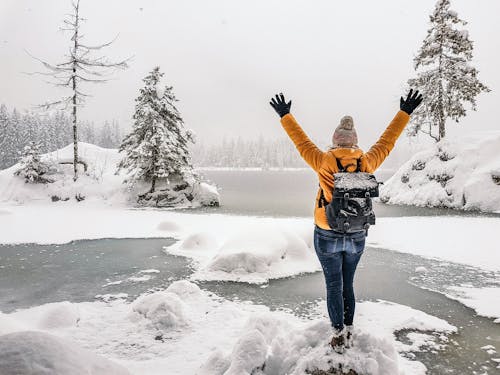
[1,170,500,374]
[1,239,499,374]
[194,169,500,219]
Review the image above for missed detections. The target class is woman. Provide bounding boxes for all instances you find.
[269,90,423,353]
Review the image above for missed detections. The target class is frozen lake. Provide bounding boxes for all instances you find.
[194,169,500,218]
[1,169,499,374]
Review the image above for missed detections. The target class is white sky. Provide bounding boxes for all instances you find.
[0,0,499,151]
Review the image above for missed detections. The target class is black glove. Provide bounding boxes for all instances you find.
[270,93,292,118]
[400,89,423,115]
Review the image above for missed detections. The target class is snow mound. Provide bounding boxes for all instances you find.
[178,232,219,251]
[12,301,80,330]
[175,224,320,284]
[132,291,190,330]
[166,279,203,298]
[0,142,219,208]
[0,331,130,375]
[199,305,453,375]
[380,132,500,212]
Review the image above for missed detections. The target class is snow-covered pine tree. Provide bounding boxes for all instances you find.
[14,142,53,184]
[407,0,489,141]
[117,67,195,203]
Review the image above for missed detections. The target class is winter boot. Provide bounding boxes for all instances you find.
[345,325,354,349]
[330,328,345,354]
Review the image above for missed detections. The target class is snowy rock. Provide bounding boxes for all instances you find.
[0,331,130,375]
[132,291,190,330]
[380,132,500,212]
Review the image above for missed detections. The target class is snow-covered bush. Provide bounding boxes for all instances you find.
[14,142,54,183]
[380,132,500,212]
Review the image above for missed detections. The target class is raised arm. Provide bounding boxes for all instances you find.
[270,93,324,171]
[363,89,423,172]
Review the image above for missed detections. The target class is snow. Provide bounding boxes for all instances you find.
[173,223,319,284]
[415,266,428,274]
[132,291,190,331]
[445,286,500,320]
[0,281,455,375]
[0,204,499,274]
[380,132,500,212]
[0,331,130,375]
[0,142,219,207]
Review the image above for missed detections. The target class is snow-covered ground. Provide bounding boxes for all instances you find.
[0,280,455,375]
[0,203,499,322]
[0,142,219,207]
[380,131,500,212]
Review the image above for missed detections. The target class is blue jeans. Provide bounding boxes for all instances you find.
[313,225,365,331]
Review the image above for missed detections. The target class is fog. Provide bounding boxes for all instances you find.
[1,0,499,152]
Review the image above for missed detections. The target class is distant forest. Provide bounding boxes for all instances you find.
[190,137,308,169]
[0,104,123,169]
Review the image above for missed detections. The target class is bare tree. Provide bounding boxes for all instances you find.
[29,0,129,180]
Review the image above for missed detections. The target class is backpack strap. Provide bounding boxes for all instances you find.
[336,158,345,172]
[318,186,328,208]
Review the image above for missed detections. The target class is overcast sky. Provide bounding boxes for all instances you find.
[0,0,499,151]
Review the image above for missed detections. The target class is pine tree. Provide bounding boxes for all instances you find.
[14,142,53,183]
[117,67,195,197]
[407,0,490,141]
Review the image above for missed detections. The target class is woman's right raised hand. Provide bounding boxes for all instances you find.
[270,93,292,118]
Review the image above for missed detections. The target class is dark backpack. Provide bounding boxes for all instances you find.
[319,158,379,234]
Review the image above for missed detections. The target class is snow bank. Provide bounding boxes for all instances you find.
[0,331,130,375]
[0,142,219,207]
[380,132,500,212]
[0,280,454,375]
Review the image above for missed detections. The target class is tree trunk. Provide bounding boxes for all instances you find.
[72,81,78,181]
[150,177,156,193]
[71,1,80,181]
[438,115,446,140]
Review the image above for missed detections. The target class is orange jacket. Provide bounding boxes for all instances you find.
[280,111,410,230]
